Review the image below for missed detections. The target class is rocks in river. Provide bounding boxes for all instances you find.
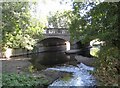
[40,70,73,85]
[75,55,95,66]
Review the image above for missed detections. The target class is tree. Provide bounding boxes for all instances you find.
[47,11,72,28]
[2,2,44,50]
[69,2,119,47]
[68,2,119,86]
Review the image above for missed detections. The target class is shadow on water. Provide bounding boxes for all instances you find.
[29,51,71,70]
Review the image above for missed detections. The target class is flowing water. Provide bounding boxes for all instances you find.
[30,45,96,87]
[47,63,96,87]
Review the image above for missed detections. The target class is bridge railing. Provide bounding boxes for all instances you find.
[43,28,69,34]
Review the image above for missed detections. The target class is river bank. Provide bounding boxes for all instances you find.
[1,55,95,87]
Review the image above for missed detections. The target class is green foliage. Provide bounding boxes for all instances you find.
[69,2,119,45]
[94,46,119,86]
[2,2,44,50]
[68,2,119,86]
[69,2,95,41]
[47,11,72,28]
[90,47,100,57]
[2,73,49,87]
[28,65,37,73]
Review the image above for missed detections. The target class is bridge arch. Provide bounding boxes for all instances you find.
[43,34,70,41]
[39,37,67,46]
[35,37,70,52]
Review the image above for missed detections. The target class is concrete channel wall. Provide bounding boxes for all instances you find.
[0,45,67,58]
[0,48,33,58]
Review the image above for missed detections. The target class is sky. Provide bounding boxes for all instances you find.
[37,0,72,16]
[31,0,73,20]
[31,0,106,19]
[30,0,105,26]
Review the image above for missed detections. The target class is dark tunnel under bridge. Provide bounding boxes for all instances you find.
[34,37,70,53]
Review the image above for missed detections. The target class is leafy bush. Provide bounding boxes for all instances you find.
[2,73,49,87]
[90,47,100,57]
[68,2,119,86]
[2,2,44,50]
[93,46,119,86]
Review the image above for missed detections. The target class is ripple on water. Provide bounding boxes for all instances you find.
[47,63,96,87]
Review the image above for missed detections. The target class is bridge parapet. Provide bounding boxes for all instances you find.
[43,28,69,35]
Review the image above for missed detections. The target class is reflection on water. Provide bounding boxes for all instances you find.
[48,63,96,87]
[30,51,70,70]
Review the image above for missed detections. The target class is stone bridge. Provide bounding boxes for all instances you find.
[34,28,71,52]
[42,28,70,41]
[35,28,88,53]
[41,28,84,49]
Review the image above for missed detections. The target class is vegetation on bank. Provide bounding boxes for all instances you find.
[67,2,119,86]
[94,46,119,86]
[2,73,49,87]
[1,2,48,87]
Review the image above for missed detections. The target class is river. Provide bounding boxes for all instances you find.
[30,50,96,87]
[48,63,96,87]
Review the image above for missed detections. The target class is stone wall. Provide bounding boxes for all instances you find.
[0,48,33,58]
[0,44,67,58]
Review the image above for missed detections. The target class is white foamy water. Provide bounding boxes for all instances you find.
[47,63,96,87]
